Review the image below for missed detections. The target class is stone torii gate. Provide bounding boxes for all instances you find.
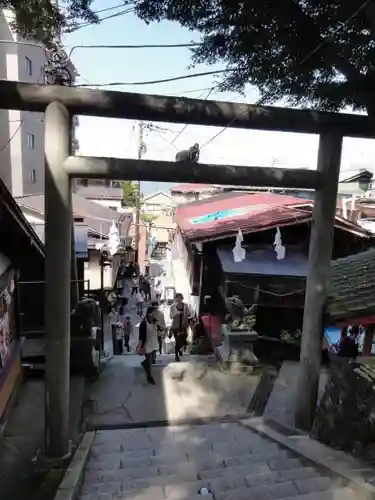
[0,80,373,459]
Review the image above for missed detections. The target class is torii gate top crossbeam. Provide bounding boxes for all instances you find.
[0,80,373,138]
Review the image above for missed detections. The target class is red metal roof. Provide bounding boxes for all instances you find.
[175,192,312,241]
[170,183,217,193]
[175,192,370,242]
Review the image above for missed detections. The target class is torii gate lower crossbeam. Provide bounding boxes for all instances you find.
[44,100,342,458]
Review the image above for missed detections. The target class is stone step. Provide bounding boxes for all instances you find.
[78,424,359,500]
[214,485,357,500]
[87,448,291,468]
[84,453,306,484]
[79,485,356,500]
[81,462,336,494]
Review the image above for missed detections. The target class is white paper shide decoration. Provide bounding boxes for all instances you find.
[274,227,286,260]
[233,229,246,262]
[108,221,120,256]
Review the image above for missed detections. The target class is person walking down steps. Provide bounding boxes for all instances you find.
[170,293,190,362]
[123,315,133,352]
[137,306,158,385]
[135,290,145,316]
[151,300,166,356]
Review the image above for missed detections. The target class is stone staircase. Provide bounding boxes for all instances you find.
[78,422,358,500]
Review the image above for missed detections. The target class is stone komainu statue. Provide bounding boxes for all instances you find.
[225,295,257,325]
[175,143,200,163]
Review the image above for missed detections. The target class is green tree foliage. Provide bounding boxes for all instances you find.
[122,180,139,207]
[142,213,156,225]
[129,0,375,116]
[1,0,97,44]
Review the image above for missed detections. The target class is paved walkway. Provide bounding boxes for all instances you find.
[83,283,260,430]
[77,279,360,500]
[78,422,357,500]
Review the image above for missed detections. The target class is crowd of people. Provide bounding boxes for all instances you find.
[108,271,193,385]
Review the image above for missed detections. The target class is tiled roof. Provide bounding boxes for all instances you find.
[170,183,217,193]
[75,185,123,200]
[15,193,131,238]
[0,179,45,257]
[328,248,375,322]
[29,223,88,258]
[339,169,373,183]
[175,192,312,241]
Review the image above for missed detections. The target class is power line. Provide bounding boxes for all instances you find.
[162,87,216,152]
[75,69,233,87]
[66,7,135,33]
[92,3,129,15]
[199,0,371,151]
[0,121,23,155]
[76,74,214,96]
[68,42,200,59]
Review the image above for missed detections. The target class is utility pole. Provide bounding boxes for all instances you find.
[134,121,144,274]
[133,121,169,273]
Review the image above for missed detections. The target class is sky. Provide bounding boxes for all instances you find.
[64,1,375,195]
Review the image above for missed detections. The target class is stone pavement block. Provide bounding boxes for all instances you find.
[250,443,282,454]
[85,466,159,485]
[86,456,122,470]
[281,487,358,500]
[120,448,152,459]
[120,457,152,469]
[268,458,302,471]
[126,471,201,490]
[150,454,189,466]
[123,466,159,480]
[146,428,172,441]
[245,466,319,488]
[153,449,188,460]
[107,486,165,500]
[122,477,158,491]
[80,480,122,496]
[248,481,299,499]
[118,429,151,439]
[164,480,207,499]
[199,463,271,480]
[293,477,333,494]
[208,474,248,493]
[211,443,251,456]
[80,495,116,500]
[187,456,226,471]
[224,450,289,467]
[91,443,123,454]
[158,462,199,478]
[215,481,298,500]
[117,440,153,451]
[170,496,213,500]
[180,442,213,454]
[94,431,127,443]
[85,469,125,484]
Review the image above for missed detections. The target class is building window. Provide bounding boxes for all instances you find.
[29,169,36,184]
[27,133,35,149]
[25,56,32,76]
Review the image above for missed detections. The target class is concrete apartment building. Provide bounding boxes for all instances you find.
[0,8,77,197]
